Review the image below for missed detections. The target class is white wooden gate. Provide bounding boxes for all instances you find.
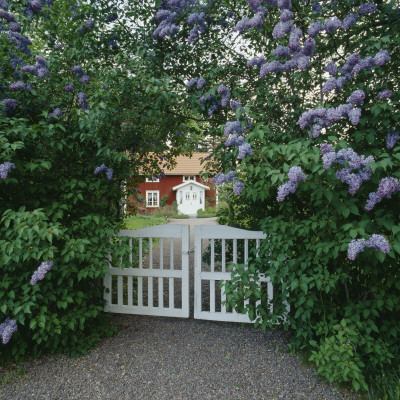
[104,224,190,318]
[104,223,282,324]
[194,225,272,323]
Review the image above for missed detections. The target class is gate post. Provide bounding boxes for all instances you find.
[181,224,190,318]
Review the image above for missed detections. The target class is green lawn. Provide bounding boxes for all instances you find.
[123,214,168,230]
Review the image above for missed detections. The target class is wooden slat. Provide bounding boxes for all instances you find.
[148,277,153,307]
[222,239,226,272]
[233,239,237,264]
[158,277,163,308]
[117,276,123,306]
[149,238,153,269]
[159,238,163,270]
[210,280,215,313]
[127,276,133,306]
[211,239,215,272]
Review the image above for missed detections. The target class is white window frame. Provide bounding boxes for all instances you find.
[146,190,160,207]
[146,177,160,182]
[183,175,196,182]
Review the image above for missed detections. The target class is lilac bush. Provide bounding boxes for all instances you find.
[30,261,54,285]
[0,318,17,345]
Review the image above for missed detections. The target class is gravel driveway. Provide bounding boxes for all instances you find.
[0,218,360,400]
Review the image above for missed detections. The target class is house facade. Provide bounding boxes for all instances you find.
[133,153,216,216]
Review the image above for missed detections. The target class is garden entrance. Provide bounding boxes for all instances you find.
[103,223,273,323]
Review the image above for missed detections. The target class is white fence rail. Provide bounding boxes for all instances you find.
[194,225,272,323]
[104,224,190,318]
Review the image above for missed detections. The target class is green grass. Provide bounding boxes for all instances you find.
[123,214,168,230]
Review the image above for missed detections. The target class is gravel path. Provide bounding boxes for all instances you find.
[0,218,360,400]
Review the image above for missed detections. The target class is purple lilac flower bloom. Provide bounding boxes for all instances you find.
[35,55,46,66]
[72,65,83,77]
[64,84,74,92]
[278,0,291,10]
[352,56,375,74]
[288,27,302,51]
[234,17,252,33]
[366,234,390,254]
[322,152,337,168]
[233,181,244,195]
[36,67,49,78]
[277,181,298,202]
[187,78,197,87]
[208,103,219,117]
[217,84,229,95]
[342,13,357,30]
[308,21,323,37]
[336,168,363,194]
[272,46,290,58]
[106,168,113,180]
[86,19,94,28]
[0,318,17,344]
[230,100,243,111]
[280,9,293,22]
[225,134,238,147]
[296,56,310,70]
[324,17,341,34]
[21,65,36,74]
[320,143,334,154]
[250,12,264,29]
[94,164,107,174]
[224,121,244,136]
[260,61,283,77]
[0,10,14,21]
[327,107,342,123]
[365,192,382,211]
[386,131,399,149]
[221,94,230,108]
[238,142,253,159]
[348,238,366,260]
[377,89,392,99]
[51,108,62,118]
[272,20,293,38]
[9,22,21,32]
[199,95,206,105]
[335,77,347,92]
[348,108,362,125]
[0,1,8,10]
[325,61,337,76]
[197,77,206,89]
[9,81,25,90]
[348,90,365,105]
[340,53,360,73]
[373,50,391,66]
[2,98,18,112]
[30,261,53,285]
[302,38,315,57]
[288,166,306,183]
[28,0,42,11]
[358,2,377,15]
[81,75,90,84]
[322,77,337,93]
[77,92,86,104]
[0,161,15,179]
[377,177,400,198]
[247,56,265,67]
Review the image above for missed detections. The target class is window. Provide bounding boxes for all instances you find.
[183,176,196,182]
[146,191,159,207]
[146,177,160,182]
[185,192,190,200]
[192,192,198,201]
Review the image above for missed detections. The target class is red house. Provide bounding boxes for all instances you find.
[133,153,216,216]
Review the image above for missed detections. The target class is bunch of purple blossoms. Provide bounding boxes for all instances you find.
[48,107,62,119]
[321,146,374,195]
[224,120,246,136]
[187,78,197,87]
[348,234,390,260]
[217,84,230,108]
[187,11,209,43]
[233,181,245,195]
[207,102,219,116]
[94,164,113,180]
[72,65,84,77]
[238,142,253,159]
[0,1,8,10]
[30,261,53,285]
[34,55,50,78]
[234,0,267,33]
[0,161,15,179]
[247,56,266,67]
[325,61,337,76]
[230,100,243,112]
[63,83,74,92]
[377,89,392,99]
[7,31,33,56]
[1,98,18,114]
[8,81,26,90]
[197,77,206,89]
[211,171,237,186]
[347,89,365,106]
[386,131,399,149]
[365,177,400,210]
[358,2,377,15]
[0,318,17,344]
[277,166,306,202]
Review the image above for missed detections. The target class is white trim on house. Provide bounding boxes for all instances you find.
[146,177,160,182]
[183,175,196,182]
[172,181,210,191]
[146,190,159,207]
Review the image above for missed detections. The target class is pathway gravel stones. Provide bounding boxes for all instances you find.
[0,218,360,400]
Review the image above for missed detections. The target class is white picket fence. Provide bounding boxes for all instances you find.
[104,224,190,318]
[194,225,272,323]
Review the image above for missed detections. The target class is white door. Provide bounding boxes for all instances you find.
[178,188,202,215]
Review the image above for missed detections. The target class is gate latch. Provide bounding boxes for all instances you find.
[182,249,195,254]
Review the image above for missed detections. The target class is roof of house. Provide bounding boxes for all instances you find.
[164,152,211,176]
